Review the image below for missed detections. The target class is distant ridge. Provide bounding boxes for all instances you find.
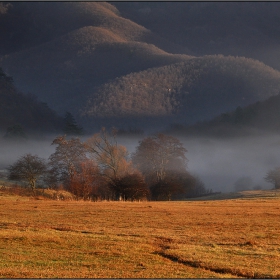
[83,55,280,123]
[177,93,280,137]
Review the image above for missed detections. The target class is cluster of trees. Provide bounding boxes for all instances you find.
[7,129,210,201]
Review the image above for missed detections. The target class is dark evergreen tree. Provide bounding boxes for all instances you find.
[63,112,84,136]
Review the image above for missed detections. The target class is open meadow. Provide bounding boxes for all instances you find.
[0,190,280,278]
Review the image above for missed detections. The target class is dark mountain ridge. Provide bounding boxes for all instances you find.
[169,93,280,138]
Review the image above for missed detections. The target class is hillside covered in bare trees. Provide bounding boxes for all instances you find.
[1,2,280,134]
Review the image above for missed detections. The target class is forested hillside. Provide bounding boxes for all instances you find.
[0,36,191,114]
[0,67,63,135]
[1,2,280,133]
[0,2,191,115]
[169,93,280,137]
[83,55,280,123]
[0,2,147,55]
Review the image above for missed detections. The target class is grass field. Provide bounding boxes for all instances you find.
[0,189,280,278]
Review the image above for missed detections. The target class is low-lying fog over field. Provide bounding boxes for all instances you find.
[0,135,57,169]
[120,134,280,192]
[181,135,280,192]
[1,132,279,193]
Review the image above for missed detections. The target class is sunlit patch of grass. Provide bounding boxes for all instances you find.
[0,227,224,278]
[0,192,280,277]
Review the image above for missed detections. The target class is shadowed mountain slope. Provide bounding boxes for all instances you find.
[168,93,280,138]
[0,68,63,134]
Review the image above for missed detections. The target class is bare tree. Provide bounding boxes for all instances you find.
[85,128,132,180]
[85,128,134,199]
[68,160,102,200]
[265,167,280,189]
[8,153,47,194]
[132,133,191,201]
[48,135,88,188]
[132,133,188,183]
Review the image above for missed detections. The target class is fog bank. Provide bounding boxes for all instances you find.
[1,133,280,193]
[181,135,280,192]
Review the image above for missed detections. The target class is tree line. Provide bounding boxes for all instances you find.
[7,128,211,201]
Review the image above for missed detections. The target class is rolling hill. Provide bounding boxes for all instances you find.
[0,2,191,115]
[0,2,148,55]
[2,2,280,133]
[83,55,280,124]
[176,93,280,138]
[0,34,191,114]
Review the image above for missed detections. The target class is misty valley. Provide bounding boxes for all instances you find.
[2,1,280,197]
[1,129,279,198]
[2,2,280,278]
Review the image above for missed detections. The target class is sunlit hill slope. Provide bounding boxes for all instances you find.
[1,2,280,133]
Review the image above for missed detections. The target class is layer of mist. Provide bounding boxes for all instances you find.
[117,133,280,193]
[181,135,280,192]
[1,133,280,193]
[0,135,57,169]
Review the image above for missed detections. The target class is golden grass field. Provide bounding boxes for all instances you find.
[0,189,280,278]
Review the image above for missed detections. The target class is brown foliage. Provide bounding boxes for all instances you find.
[85,128,134,183]
[150,170,196,201]
[68,160,102,200]
[113,171,150,201]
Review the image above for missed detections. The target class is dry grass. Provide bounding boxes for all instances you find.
[0,190,280,278]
